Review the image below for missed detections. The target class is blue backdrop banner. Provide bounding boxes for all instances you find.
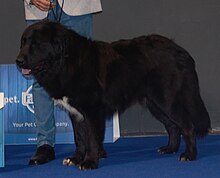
[0,64,120,145]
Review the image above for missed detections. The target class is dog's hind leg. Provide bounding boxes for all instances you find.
[179,126,197,161]
[169,94,198,161]
[158,123,181,154]
[143,99,181,154]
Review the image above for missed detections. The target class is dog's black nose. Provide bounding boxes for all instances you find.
[16,57,25,67]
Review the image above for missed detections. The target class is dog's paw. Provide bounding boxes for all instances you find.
[79,160,98,170]
[179,152,196,161]
[63,156,81,166]
[158,146,178,154]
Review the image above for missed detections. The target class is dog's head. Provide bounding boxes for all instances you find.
[16,21,71,77]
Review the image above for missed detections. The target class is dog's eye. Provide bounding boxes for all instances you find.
[21,38,26,46]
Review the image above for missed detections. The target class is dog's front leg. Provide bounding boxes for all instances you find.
[64,113,100,170]
[63,113,88,167]
[79,117,101,170]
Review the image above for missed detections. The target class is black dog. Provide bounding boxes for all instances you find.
[16,21,211,170]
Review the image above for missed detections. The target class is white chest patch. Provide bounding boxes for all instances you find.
[53,96,84,122]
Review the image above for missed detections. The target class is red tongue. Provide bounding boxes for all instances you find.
[22,68,31,75]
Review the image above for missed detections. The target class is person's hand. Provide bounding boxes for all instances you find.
[30,0,55,11]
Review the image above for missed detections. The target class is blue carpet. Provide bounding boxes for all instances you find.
[0,135,220,178]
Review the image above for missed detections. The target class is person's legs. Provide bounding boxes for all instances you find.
[32,81,56,147]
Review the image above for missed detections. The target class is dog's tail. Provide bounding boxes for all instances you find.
[192,96,211,137]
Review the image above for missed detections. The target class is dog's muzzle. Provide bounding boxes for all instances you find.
[16,56,32,75]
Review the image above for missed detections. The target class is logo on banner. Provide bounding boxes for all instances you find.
[22,85,34,113]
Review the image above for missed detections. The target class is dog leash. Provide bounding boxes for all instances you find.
[47,0,64,22]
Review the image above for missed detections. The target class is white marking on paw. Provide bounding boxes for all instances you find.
[54,96,84,122]
[63,158,75,166]
[63,158,70,166]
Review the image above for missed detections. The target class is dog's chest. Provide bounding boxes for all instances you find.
[53,96,84,122]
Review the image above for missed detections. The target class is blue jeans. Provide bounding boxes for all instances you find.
[26,3,92,147]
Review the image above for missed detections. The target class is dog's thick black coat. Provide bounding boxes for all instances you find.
[17,21,211,170]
